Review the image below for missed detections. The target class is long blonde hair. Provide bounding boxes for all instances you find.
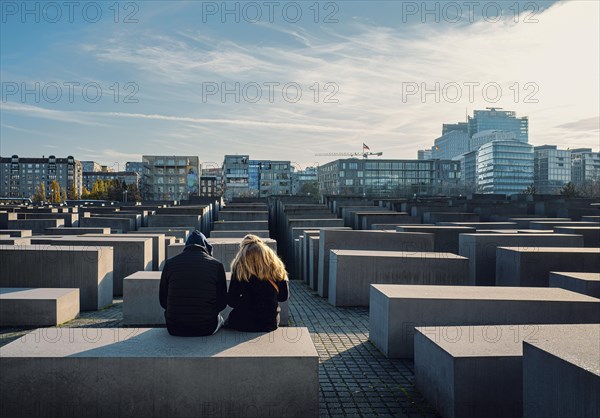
[230,235,288,283]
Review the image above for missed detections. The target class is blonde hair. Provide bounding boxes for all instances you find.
[231,235,288,283]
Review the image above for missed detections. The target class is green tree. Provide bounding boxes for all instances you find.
[60,187,67,203]
[81,187,91,199]
[559,182,579,198]
[298,181,320,197]
[33,182,47,204]
[49,180,61,204]
[522,184,536,195]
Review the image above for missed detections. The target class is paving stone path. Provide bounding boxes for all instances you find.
[0,281,438,417]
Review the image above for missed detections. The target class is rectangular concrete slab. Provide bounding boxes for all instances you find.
[318,230,435,298]
[549,271,600,298]
[523,325,600,418]
[496,247,600,287]
[415,324,600,418]
[554,226,600,247]
[0,327,319,418]
[397,225,475,253]
[0,245,113,310]
[30,236,153,296]
[0,287,79,326]
[45,227,110,235]
[369,284,599,359]
[458,234,584,286]
[209,230,270,238]
[328,250,469,306]
[212,220,268,231]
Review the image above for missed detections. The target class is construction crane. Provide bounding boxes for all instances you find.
[315,144,383,159]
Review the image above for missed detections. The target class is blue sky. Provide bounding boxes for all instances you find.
[1,0,598,169]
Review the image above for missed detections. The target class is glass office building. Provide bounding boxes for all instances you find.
[318,158,461,197]
[534,145,571,194]
[476,140,534,195]
[571,148,600,186]
[468,108,529,143]
[431,130,470,160]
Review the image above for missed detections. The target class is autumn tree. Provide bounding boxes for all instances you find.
[49,180,61,204]
[33,182,47,204]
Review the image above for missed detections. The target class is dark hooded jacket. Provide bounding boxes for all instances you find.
[159,230,227,336]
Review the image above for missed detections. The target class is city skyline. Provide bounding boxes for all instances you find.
[1,1,599,170]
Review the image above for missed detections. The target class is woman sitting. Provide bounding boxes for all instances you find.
[226,235,289,332]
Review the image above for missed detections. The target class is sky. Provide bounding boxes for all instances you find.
[1,0,599,170]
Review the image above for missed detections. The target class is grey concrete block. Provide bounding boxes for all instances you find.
[549,271,600,298]
[529,221,599,230]
[0,229,32,237]
[6,218,64,233]
[139,227,192,240]
[0,287,79,326]
[30,236,152,296]
[437,222,518,230]
[554,226,600,247]
[523,324,600,418]
[508,218,571,228]
[209,230,270,238]
[329,250,469,306]
[369,284,599,359]
[0,245,113,310]
[123,271,289,326]
[415,324,600,418]
[318,230,435,298]
[79,216,134,232]
[496,247,600,287]
[398,225,475,253]
[308,236,319,291]
[218,211,268,222]
[148,214,201,230]
[425,212,480,224]
[0,237,31,245]
[0,327,319,418]
[45,227,110,235]
[459,234,584,286]
[122,233,167,271]
[212,221,268,231]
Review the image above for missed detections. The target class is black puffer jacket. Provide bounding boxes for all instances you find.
[227,271,289,332]
[159,230,227,336]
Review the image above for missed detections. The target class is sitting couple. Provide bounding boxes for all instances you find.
[159,230,289,337]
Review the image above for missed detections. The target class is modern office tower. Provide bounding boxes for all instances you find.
[468,108,529,143]
[222,155,250,200]
[453,150,478,193]
[476,140,534,195]
[571,148,600,187]
[417,149,433,160]
[470,130,517,152]
[82,171,140,190]
[442,122,468,135]
[533,145,572,194]
[0,155,82,198]
[431,130,470,160]
[141,155,200,201]
[80,161,103,172]
[248,160,291,197]
[201,166,223,197]
[318,158,461,197]
[291,166,318,195]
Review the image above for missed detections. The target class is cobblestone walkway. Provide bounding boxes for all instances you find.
[0,281,438,418]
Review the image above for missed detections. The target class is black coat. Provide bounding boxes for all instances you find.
[226,272,289,332]
[159,231,227,336]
